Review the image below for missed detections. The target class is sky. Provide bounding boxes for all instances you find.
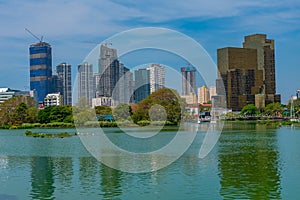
[0,0,299,103]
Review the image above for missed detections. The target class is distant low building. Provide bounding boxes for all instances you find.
[92,97,113,108]
[44,93,63,107]
[0,88,15,104]
[181,92,197,106]
[0,88,38,106]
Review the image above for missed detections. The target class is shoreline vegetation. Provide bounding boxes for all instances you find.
[0,119,298,130]
[25,130,75,138]
[0,90,299,131]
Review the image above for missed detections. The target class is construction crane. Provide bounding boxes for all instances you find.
[25,28,44,43]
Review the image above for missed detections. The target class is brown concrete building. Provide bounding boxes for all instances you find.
[217,34,280,111]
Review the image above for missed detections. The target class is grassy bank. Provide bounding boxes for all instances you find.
[0,120,179,130]
[25,130,75,138]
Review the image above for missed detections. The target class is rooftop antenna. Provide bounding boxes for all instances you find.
[25,28,43,43]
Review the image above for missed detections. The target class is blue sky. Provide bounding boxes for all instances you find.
[0,0,299,103]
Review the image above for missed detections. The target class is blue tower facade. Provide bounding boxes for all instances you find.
[29,42,52,103]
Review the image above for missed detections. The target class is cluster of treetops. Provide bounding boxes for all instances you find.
[0,88,299,127]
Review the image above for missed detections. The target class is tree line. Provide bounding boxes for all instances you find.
[0,88,185,127]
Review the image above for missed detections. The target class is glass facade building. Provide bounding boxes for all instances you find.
[56,62,72,105]
[134,68,150,103]
[29,42,52,103]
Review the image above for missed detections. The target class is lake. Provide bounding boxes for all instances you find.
[0,123,300,199]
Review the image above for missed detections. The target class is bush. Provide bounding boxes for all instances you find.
[137,120,151,126]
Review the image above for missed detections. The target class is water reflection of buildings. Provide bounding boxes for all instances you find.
[217,128,281,199]
[78,156,124,200]
[30,157,55,200]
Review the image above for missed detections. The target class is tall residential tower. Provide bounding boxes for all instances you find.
[147,64,165,94]
[78,62,93,105]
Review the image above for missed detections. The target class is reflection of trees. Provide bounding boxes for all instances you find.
[30,157,55,200]
[100,164,123,200]
[79,157,98,194]
[53,157,73,193]
[218,130,281,199]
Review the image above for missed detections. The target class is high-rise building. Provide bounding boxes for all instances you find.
[147,64,165,94]
[198,85,209,104]
[99,44,117,74]
[117,65,134,104]
[97,45,134,105]
[217,34,280,111]
[56,62,72,105]
[97,44,118,98]
[134,68,150,103]
[29,42,52,103]
[297,89,300,99]
[209,86,217,100]
[78,62,93,105]
[52,75,59,93]
[181,66,196,96]
[93,73,101,97]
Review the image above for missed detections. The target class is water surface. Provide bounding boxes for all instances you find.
[0,123,299,199]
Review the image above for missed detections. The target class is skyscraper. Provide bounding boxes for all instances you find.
[56,62,72,105]
[93,73,101,97]
[114,64,134,104]
[243,34,276,95]
[217,34,280,111]
[181,66,196,96]
[29,42,52,103]
[147,64,165,94]
[134,68,150,103]
[99,44,117,74]
[78,62,93,105]
[97,45,134,105]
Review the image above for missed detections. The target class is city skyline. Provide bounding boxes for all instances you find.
[0,1,300,103]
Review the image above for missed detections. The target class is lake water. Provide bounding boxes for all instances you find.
[0,123,300,199]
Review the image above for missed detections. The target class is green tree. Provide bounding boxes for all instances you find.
[13,102,28,125]
[72,106,95,126]
[263,102,283,116]
[27,107,39,123]
[131,108,148,124]
[0,96,36,126]
[240,104,258,116]
[113,103,132,121]
[133,88,183,124]
[94,106,112,115]
[37,105,73,123]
